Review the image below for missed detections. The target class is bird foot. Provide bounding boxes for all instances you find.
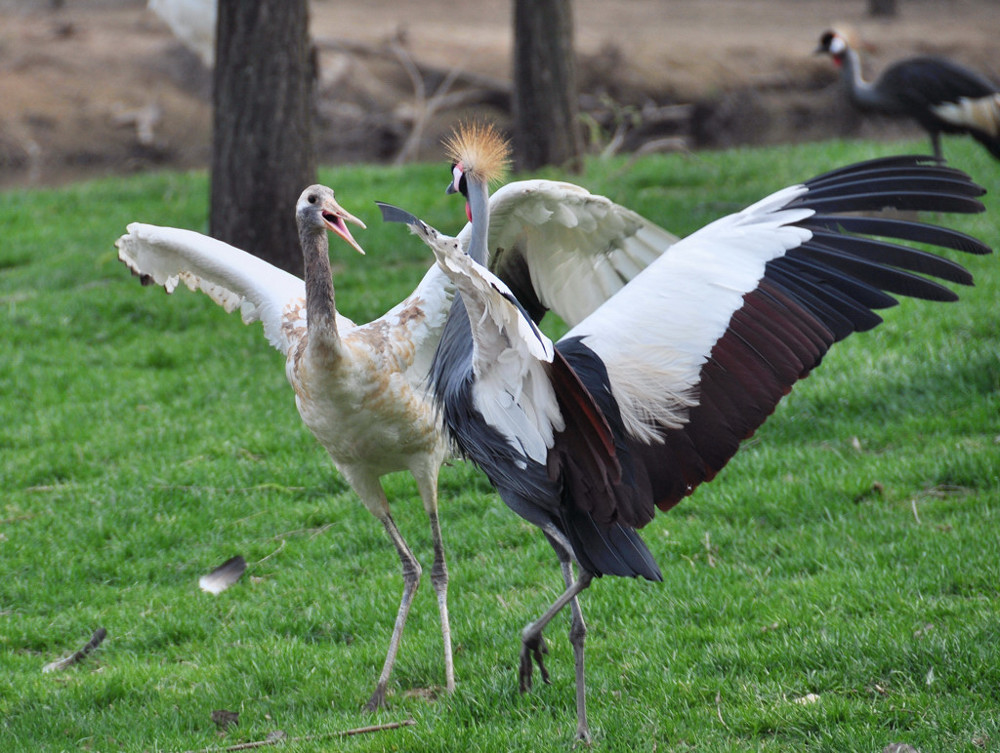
[518,632,550,692]
[363,684,387,713]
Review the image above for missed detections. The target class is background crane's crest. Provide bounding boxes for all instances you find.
[444,121,510,186]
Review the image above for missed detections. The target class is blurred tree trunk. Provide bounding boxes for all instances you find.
[512,0,582,172]
[210,0,316,275]
[868,0,897,17]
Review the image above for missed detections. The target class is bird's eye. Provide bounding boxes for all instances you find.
[308,194,318,204]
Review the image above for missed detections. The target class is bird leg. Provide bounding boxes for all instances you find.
[427,509,455,694]
[519,534,587,689]
[519,531,595,741]
[413,468,455,695]
[519,568,595,742]
[563,562,591,746]
[365,513,421,712]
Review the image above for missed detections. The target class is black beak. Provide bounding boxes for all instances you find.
[446,181,458,195]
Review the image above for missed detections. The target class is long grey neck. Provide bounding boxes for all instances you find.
[466,179,491,265]
[839,48,888,111]
[301,227,340,350]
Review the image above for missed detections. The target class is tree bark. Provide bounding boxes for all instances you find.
[210,0,316,275]
[512,0,583,172]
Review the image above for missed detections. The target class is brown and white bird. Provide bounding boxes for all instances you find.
[118,186,455,711]
[380,122,991,742]
[816,29,1000,160]
[117,172,677,709]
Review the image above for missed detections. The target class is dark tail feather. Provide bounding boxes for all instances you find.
[561,506,662,581]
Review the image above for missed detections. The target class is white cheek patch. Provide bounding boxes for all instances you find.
[829,36,847,55]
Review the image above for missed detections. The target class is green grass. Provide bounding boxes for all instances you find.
[1,138,998,752]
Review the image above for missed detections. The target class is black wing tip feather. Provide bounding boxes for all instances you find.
[806,215,992,257]
[799,155,987,212]
[760,153,991,347]
[375,201,421,226]
[803,154,968,184]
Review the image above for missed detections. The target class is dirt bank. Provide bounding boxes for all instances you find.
[0,0,996,189]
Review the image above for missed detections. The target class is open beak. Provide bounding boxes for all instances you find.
[321,198,367,255]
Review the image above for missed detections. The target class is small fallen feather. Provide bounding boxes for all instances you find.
[42,627,107,673]
[199,556,247,594]
[793,693,821,705]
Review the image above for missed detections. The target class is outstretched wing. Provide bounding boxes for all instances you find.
[364,261,456,387]
[457,179,678,326]
[116,223,354,355]
[563,156,989,521]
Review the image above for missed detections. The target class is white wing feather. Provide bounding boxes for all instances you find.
[462,266,562,466]
[418,224,562,465]
[457,179,678,327]
[116,223,355,356]
[567,184,814,442]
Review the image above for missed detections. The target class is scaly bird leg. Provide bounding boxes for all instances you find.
[564,562,591,745]
[365,512,421,712]
[519,568,594,742]
[426,508,455,694]
[519,531,595,741]
[413,468,455,695]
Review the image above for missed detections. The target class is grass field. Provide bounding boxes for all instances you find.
[1,138,998,752]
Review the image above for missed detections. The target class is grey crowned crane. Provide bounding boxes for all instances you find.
[378,122,991,742]
[816,29,1000,160]
[117,174,676,709]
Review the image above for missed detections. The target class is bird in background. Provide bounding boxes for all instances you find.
[379,121,991,742]
[816,28,1000,160]
[116,169,677,707]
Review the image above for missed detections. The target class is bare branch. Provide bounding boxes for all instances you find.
[177,720,417,753]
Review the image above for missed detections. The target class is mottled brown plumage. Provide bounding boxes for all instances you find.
[117,185,458,712]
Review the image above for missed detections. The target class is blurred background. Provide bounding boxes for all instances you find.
[1,0,996,191]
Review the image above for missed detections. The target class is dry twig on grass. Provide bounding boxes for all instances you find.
[178,720,417,753]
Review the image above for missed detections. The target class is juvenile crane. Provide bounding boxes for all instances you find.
[816,28,1000,160]
[118,186,455,711]
[117,176,676,709]
[380,123,990,742]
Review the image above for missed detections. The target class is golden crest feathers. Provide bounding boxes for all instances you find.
[444,121,510,185]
